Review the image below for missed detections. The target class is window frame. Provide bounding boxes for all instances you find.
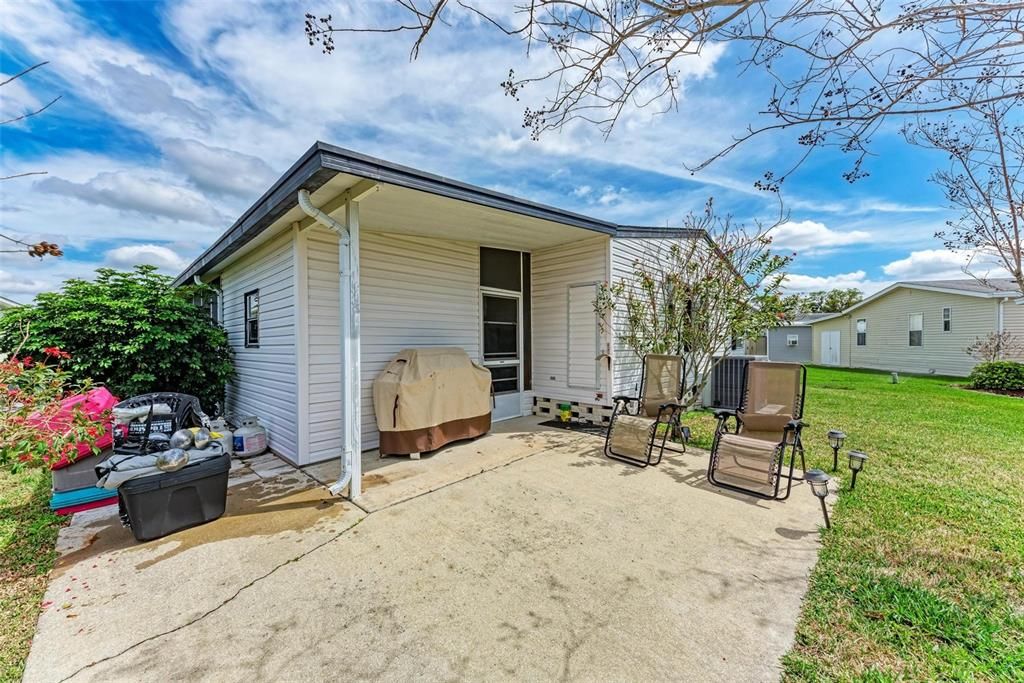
[244,289,260,348]
[856,318,867,346]
[909,312,923,347]
[942,306,952,332]
[786,333,799,347]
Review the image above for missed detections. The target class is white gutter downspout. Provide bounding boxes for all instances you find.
[297,189,362,499]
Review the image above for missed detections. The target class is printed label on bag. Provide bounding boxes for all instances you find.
[128,417,174,436]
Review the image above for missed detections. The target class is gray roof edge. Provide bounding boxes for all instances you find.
[174,143,329,286]
[614,226,706,239]
[316,142,619,236]
[174,142,711,285]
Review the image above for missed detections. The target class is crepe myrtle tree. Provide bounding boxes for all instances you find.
[593,199,792,410]
[965,331,1024,363]
[903,74,1024,294]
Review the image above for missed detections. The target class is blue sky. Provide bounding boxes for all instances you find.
[0,0,1002,301]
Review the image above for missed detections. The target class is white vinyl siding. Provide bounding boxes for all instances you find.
[609,235,701,395]
[567,283,600,389]
[532,236,610,404]
[220,230,298,461]
[305,229,480,456]
[304,227,343,463]
[1003,301,1024,360]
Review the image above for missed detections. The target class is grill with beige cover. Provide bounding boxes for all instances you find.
[372,348,492,456]
[706,361,808,500]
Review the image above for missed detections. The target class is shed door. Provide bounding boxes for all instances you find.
[567,284,600,389]
[820,331,840,366]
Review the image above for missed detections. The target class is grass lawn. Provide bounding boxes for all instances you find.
[0,467,63,683]
[688,366,1024,681]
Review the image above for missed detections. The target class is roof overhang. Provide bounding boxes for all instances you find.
[175,142,635,285]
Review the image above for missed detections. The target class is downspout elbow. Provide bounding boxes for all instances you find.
[297,189,348,238]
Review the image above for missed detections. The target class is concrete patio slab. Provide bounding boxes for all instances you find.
[25,425,823,682]
[302,416,595,511]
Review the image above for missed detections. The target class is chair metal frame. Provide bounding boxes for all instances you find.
[706,362,808,500]
[604,354,689,467]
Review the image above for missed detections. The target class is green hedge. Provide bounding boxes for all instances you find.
[967,361,1024,391]
[0,266,234,413]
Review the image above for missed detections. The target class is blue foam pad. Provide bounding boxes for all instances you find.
[50,486,117,510]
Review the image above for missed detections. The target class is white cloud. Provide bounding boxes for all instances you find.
[770,220,872,255]
[0,268,54,296]
[161,138,277,199]
[36,171,225,224]
[597,186,628,206]
[881,249,1009,280]
[572,185,592,198]
[105,244,189,272]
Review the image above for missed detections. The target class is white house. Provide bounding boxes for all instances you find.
[174,142,708,497]
[809,279,1024,376]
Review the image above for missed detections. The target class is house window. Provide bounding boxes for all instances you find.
[909,313,923,347]
[244,290,260,347]
[856,319,867,346]
[943,307,952,332]
[786,334,799,347]
[192,278,221,324]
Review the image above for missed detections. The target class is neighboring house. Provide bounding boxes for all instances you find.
[808,279,1024,376]
[765,313,834,363]
[173,142,708,490]
[0,295,22,311]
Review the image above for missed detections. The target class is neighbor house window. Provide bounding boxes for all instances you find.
[856,319,867,346]
[909,313,923,347]
[943,307,952,332]
[786,334,799,347]
[244,290,260,347]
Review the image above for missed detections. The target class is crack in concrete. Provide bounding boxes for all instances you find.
[57,435,588,681]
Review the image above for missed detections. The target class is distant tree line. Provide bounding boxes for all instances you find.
[784,288,864,316]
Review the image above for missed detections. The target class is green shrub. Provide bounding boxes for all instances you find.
[0,266,234,412]
[967,360,1024,391]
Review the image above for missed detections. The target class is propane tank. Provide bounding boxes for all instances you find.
[233,416,268,458]
[208,417,234,456]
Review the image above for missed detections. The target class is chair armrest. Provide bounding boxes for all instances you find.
[714,408,736,421]
[784,418,804,431]
[612,395,639,404]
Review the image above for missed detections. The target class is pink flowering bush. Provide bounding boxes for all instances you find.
[0,346,106,470]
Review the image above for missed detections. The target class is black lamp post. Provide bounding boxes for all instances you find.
[827,429,846,471]
[805,469,831,529]
[848,450,868,490]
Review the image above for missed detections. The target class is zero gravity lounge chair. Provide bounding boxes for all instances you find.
[604,354,690,467]
[707,361,808,500]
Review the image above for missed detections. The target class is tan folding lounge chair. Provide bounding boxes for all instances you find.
[604,354,690,467]
[707,361,807,500]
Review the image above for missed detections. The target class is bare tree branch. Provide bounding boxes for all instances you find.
[0,61,50,87]
[0,171,48,181]
[305,1,1024,184]
[0,94,62,126]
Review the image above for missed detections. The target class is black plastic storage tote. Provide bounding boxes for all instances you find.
[118,453,230,541]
